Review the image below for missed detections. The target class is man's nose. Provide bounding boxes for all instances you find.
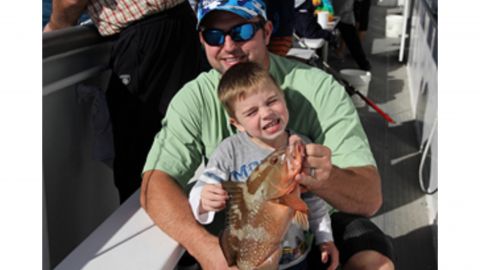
[223,34,237,51]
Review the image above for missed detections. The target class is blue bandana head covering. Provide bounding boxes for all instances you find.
[197,0,267,28]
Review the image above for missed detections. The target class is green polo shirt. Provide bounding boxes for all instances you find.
[143,53,376,188]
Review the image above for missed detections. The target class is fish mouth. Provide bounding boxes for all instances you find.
[287,142,305,176]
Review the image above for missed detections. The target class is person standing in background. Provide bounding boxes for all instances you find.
[354,0,371,43]
[265,0,296,56]
[44,0,205,203]
[332,0,371,70]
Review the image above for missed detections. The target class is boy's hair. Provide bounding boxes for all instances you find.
[218,62,283,117]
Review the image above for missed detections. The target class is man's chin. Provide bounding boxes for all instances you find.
[222,61,243,72]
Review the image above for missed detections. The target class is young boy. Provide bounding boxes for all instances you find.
[188,62,339,270]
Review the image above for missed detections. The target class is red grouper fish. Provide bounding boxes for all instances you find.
[220,141,310,270]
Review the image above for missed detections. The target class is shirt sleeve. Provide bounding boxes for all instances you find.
[188,167,228,224]
[303,192,334,244]
[317,75,377,168]
[287,68,376,168]
[188,141,233,224]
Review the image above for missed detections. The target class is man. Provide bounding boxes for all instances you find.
[141,0,394,269]
[44,0,204,202]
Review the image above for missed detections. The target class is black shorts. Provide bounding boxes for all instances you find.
[354,0,371,31]
[331,212,394,264]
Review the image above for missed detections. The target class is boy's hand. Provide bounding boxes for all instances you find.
[320,241,339,270]
[199,184,229,214]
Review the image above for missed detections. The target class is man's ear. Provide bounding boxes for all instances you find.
[262,20,273,46]
[198,32,206,47]
[230,117,245,132]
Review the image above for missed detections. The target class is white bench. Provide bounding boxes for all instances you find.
[54,189,184,270]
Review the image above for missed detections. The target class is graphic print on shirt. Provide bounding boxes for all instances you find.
[230,160,261,181]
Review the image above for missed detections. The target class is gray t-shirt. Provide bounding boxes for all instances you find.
[189,131,333,268]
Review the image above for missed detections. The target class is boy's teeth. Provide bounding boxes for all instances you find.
[264,119,278,129]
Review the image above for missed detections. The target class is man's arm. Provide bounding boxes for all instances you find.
[44,0,89,32]
[315,165,382,217]
[299,163,382,217]
[140,170,235,269]
[292,136,382,217]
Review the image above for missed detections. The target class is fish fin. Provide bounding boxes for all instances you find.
[222,180,243,191]
[280,192,308,213]
[293,211,310,231]
[280,192,309,230]
[219,229,237,266]
[222,181,248,229]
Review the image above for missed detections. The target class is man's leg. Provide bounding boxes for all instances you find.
[331,212,395,270]
[107,1,204,203]
[106,75,161,203]
[344,251,394,270]
[337,22,371,70]
[354,0,371,43]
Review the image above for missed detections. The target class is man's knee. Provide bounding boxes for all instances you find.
[331,212,395,269]
[343,250,395,270]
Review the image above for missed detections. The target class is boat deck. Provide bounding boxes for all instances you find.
[43,3,438,270]
[327,4,437,269]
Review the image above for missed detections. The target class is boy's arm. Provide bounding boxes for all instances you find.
[189,180,211,223]
[189,144,232,223]
[189,179,224,224]
[303,194,334,244]
[44,0,89,32]
[140,170,234,270]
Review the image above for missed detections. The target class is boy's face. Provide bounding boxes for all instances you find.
[199,11,272,74]
[230,80,289,146]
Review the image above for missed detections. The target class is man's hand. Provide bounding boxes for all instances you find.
[194,234,238,270]
[43,0,89,32]
[43,23,56,33]
[288,135,382,216]
[289,135,333,191]
[297,143,333,191]
[141,170,237,269]
[199,184,229,214]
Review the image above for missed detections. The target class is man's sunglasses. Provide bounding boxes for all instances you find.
[200,21,265,46]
